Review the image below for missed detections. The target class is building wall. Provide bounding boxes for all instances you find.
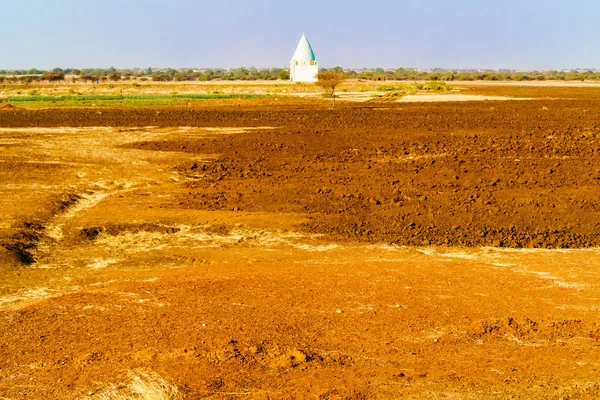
[290,62,318,83]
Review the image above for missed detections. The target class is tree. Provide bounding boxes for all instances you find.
[42,69,65,82]
[174,72,198,81]
[151,73,172,82]
[80,74,97,83]
[278,69,290,80]
[315,71,345,108]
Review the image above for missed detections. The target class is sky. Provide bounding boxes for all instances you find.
[1,0,599,70]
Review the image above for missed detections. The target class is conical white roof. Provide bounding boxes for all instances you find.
[292,33,317,61]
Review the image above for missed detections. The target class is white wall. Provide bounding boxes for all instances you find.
[291,65,318,83]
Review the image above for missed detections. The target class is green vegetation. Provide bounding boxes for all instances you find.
[349,68,600,82]
[3,93,269,108]
[421,81,452,90]
[144,67,292,82]
[8,94,267,102]
[1,66,599,84]
[278,69,290,80]
[0,67,291,83]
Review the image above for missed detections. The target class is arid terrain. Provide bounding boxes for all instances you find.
[1,83,600,399]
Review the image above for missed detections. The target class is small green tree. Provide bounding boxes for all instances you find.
[278,69,290,80]
[316,71,345,108]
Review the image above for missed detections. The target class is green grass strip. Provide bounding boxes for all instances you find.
[7,94,269,102]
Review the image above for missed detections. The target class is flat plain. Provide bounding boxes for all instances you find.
[1,82,600,399]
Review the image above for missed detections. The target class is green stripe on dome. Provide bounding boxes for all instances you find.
[292,34,317,61]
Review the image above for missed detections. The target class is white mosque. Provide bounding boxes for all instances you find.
[290,33,318,83]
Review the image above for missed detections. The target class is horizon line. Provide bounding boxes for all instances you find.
[1,66,599,72]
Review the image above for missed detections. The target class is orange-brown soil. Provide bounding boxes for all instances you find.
[1,92,600,399]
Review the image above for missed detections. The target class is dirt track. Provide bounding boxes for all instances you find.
[1,94,600,399]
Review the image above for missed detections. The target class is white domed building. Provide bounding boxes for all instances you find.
[290,33,318,83]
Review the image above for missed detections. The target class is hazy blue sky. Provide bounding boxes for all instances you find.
[1,0,599,69]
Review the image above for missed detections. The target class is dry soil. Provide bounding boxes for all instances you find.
[1,91,600,399]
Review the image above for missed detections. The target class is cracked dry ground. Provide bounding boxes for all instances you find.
[1,97,600,399]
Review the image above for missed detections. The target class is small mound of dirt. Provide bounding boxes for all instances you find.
[0,104,21,110]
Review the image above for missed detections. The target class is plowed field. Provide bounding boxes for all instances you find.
[1,91,600,399]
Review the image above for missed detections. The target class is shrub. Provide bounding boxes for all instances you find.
[278,69,290,80]
[151,74,172,82]
[80,74,95,82]
[174,72,199,81]
[42,70,65,82]
[422,81,451,91]
[377,85,399,91]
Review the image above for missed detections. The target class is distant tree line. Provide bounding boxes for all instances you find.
[1,66,599,83]
[146,67,291,82]
[0,67,291,83]
[329,67,600,82]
